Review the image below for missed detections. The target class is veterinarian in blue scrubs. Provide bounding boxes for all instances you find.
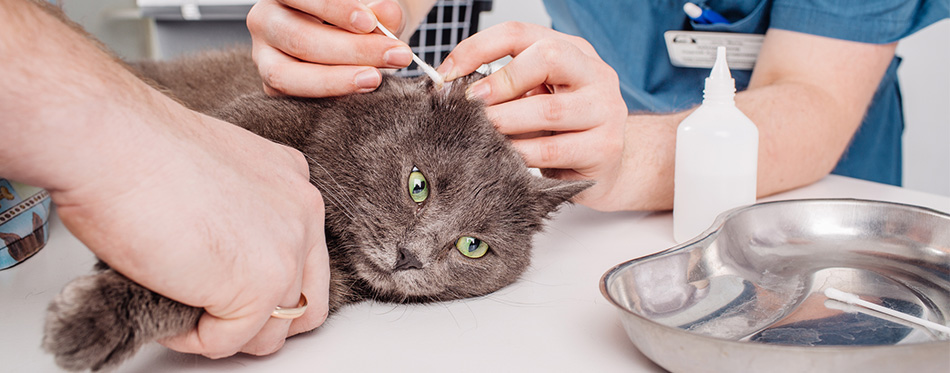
[538,0,948,187]
[248,0,949,212]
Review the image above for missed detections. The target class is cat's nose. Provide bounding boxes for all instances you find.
[393,248,423,272]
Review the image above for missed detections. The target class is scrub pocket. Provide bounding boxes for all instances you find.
[690,0,772,35]
[0,179,52,270]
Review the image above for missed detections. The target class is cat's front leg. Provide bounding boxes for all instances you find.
[43,267,202,371]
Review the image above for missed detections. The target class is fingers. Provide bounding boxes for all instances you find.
[509,130,611,171]
[239,318,293,356]
[253,43,385,97]
[503,105,625,173]
[160,309,272,359]
[247,0,410,97]
[250,2,410,67]
[484,89,609,135]
[239,179,328,352]
[158,267,298,358]
[366,0,404,35]
[437,22,629,212]
[276,153,331,338]
[159,247,326,358]
[438,22,543,80]
[276,0,378,33]
[438,21,599,81]
[266,146,330,338]
[160,184,328,358]
[469,38,622,136]
[466,39,602,106]
[439,22,627,174]
[288,238,331,337]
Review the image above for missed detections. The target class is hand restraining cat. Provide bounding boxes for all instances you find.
[40,45,591,372]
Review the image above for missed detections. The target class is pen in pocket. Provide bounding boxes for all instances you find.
[684,2,729,25]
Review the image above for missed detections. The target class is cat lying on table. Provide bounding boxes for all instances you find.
[41,47,590,371]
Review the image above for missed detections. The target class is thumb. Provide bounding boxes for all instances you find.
[368,0,405,36]
[159,311,268,359]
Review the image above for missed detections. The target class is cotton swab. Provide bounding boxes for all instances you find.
[376,22,444,88]
[824,287,950,334]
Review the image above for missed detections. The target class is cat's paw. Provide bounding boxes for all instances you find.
[43,272,139,372]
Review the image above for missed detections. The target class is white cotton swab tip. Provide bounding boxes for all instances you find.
[823,287,861,304]
[824,287,950,335]
[375,22,444,88]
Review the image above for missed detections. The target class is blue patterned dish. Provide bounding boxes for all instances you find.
[0,179,52,270]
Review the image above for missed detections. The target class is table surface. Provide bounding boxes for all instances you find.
[2,175,948,372]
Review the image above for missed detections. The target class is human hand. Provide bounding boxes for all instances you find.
[2,0,330,358]
[51,109,331,358]
[247,0,412,97]
[437,22,630,211]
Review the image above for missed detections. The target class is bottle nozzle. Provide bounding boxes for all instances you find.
[710,46,731,80]
[703,46,736,103]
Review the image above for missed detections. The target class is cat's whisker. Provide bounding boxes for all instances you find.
[344,268,366,304]
[482,295,552,308]
[297,152,361,208]
[262,138,362,222]
[305,157,364,221]
[307,176,357,222]
[308,161,361,209]
[307,174,359,215]
[438,298,477,330]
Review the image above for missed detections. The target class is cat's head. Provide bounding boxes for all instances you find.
[299,74,592,302]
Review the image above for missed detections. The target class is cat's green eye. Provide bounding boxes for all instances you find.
[408,167,429,203]
[456,236,489,259]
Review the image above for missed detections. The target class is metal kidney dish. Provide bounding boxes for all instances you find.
[601,199,949,373]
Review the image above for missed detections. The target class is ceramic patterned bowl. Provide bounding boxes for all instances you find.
[0,179,52,270]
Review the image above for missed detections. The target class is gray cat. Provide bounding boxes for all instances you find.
[41,48,590,371]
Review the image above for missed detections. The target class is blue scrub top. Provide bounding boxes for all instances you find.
[542,0,949,186]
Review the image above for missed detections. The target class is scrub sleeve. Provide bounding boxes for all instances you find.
[542,0,949,186]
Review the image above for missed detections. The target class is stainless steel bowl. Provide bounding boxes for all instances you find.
[601,199,950,373]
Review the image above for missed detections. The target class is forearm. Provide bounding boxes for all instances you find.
[738,81,858,196]
[620,82,862,211]
[615,112,683,211]
[621,30,896,211]
[4,2,330,360]
[0,0,198,197]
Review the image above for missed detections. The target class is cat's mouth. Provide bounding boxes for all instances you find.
[357,258,444,297]
[389,266,444,297]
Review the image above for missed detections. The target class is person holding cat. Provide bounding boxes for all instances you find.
[1,0,331,361]
[249,0,947,211]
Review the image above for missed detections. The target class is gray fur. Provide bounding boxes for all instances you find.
[43,49,591,371]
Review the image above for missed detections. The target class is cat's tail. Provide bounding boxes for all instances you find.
[43,268,202,372]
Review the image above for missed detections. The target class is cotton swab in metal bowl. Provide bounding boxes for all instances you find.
[824,287,950,335]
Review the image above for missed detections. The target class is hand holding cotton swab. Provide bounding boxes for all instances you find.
[824,287,950,335]
[375,22,444,88]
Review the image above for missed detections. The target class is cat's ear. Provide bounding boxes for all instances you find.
[454,72,488,87]
[438,72,488,97]
[532,176,594,213]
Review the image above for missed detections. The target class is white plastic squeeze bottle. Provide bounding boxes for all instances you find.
[673,46,759,243]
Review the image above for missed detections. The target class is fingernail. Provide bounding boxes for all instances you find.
[350,9,377,33]
[437,57,456,81]
[383,46,412,67]
[466,81,490,101]
[354,68,381,90]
